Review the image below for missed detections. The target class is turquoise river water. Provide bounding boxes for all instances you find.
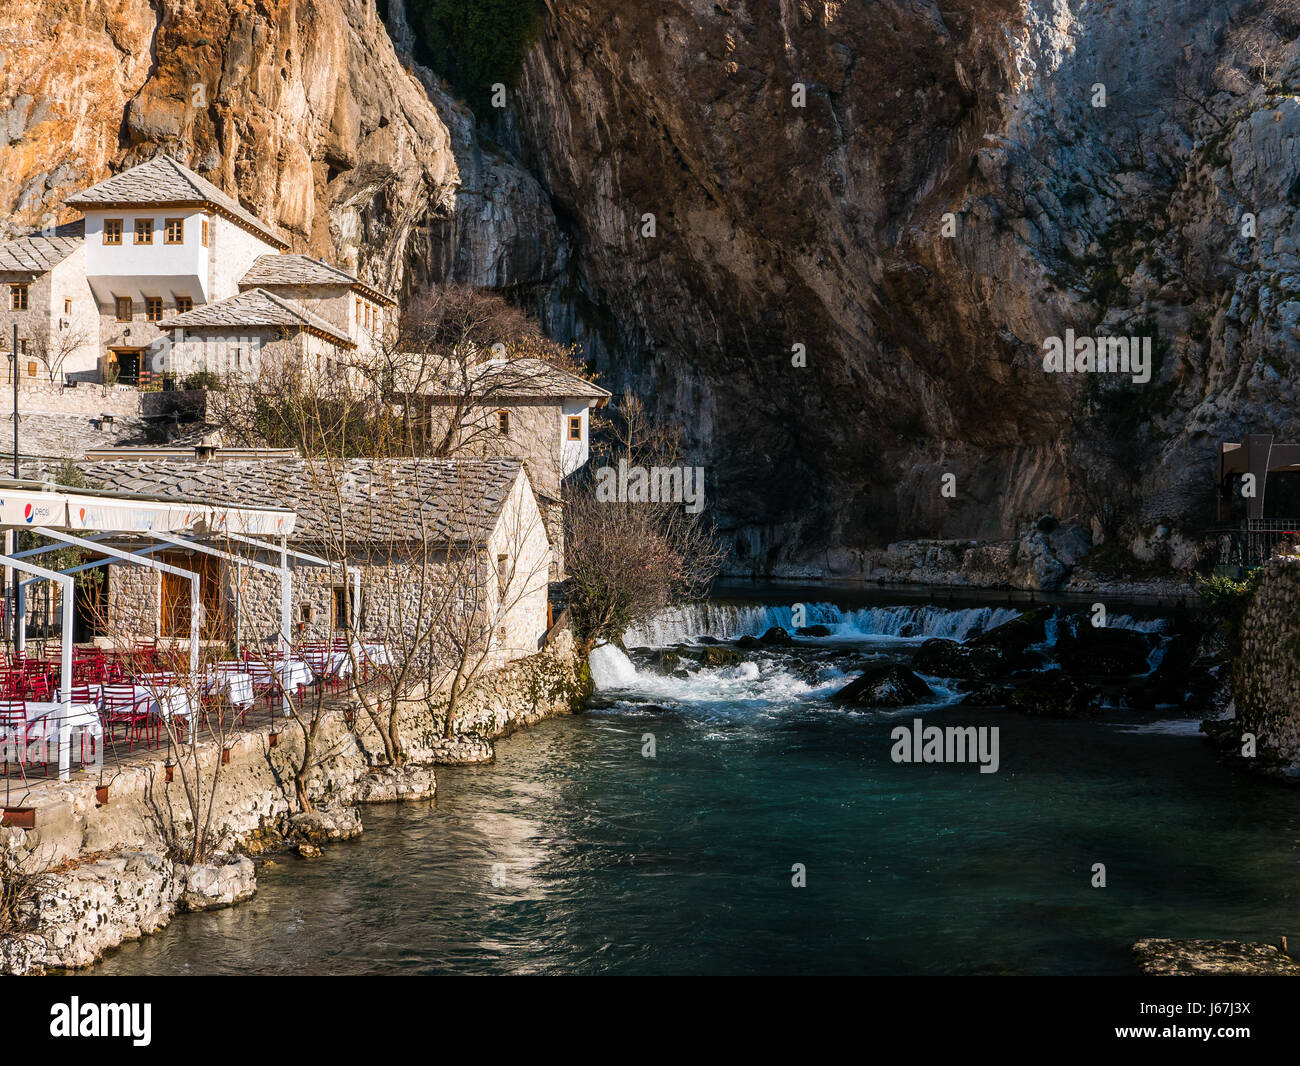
[91,595,1300,975]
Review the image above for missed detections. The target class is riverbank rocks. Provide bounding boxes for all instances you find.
[286,806,363,846]
[1012,519,1093,591]
[796,625,833,637]
[15,851,179,972]
[174,855,256,912]
[834,665,935,707]
[1007,673,1101,718]
[760,626,793,645]
[426,735,495,765]
[1056,625,1154,677]
[296,844,324,859]
[734,635,764,649]
[1131,938,1300,976]
[352,765,437,803]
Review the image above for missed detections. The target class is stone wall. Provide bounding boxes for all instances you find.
[1234,559,1300,767]
[16,378,144,417]
[0,632,585,973]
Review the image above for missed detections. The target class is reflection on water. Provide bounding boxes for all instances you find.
[92,695,1300,975]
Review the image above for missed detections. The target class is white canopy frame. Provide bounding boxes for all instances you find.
[16,529,202,677]
[2,555,75,780]
[18,529,364,707]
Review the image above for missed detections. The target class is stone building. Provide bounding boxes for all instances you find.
[408,356,611,575]
[75,451,553,675]
[0,222,99,381]
[0,154,393,387]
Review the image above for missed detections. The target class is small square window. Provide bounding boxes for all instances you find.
[115,296,132,321]
[133,218,153,244]
[496,410,510,435]
[26,361,36,378]
[63,298,71,315]
[9,284,28,311]
[164,218,184,244]
[103,219,123,245]
[201,219,209,246]
[567,415,582,441]
[175,296,193,314]
[145,296,163,322]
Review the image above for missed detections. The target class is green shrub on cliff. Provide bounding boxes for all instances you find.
[404,0,542,116]
[1196,569,1263,650]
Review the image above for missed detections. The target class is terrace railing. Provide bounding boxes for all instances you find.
[1208,519,1300,573]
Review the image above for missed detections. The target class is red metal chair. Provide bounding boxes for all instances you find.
[0,697,43,776]
[21,663,53,701]
[102,684,151,752]
[63,683,97,765]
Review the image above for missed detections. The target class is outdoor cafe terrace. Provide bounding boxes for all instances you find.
[0,479,392,810]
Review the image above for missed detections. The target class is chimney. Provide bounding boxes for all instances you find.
[194,428,223,462]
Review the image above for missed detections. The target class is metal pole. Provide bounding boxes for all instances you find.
[4,529,12,654]
[280,536,291,719]
[12,322,17,478]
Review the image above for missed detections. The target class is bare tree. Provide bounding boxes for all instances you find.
[26,323,94,386]
[564,391,724,655]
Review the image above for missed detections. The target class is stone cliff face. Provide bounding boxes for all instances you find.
[507,0,1300,574]
[0,0,558,298]
[4,0,1299,575]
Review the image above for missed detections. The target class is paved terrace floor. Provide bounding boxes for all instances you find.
[0,675,382,823]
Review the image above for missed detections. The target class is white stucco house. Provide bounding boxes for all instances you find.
[0,154,393,386]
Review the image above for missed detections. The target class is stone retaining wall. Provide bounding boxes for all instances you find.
[1234,559,1300,767]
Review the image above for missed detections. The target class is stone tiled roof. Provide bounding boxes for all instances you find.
[425,358,611,404]
[2,411,152,461]
[65,155,286,248]
[158,288,354,347]
[239,254,396,305]
[0,221,84,274]
[75,457,527,546]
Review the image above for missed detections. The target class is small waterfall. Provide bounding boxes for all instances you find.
[589,643,639,690]
[622,601,1020,647]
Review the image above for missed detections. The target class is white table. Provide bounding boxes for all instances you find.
[92,684,194,723]
[274,659,313,691]
[7,702,103,769]
[203,671,255,708]
[325,644,392,677]
[218,659,312,690]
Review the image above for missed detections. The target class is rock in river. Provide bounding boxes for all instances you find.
[1007,673,1101,718]
[1055,625,1153,677]
[699,645,745,667]
[968,606,1052,656]
[834,664,935,707]
[913,638,1006,679]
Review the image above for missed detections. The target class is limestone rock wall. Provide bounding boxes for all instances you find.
[1234,559,1300,765]
[0,0,559,301]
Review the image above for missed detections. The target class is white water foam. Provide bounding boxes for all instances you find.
[589,643,640,690]
[622,602,1021,647]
